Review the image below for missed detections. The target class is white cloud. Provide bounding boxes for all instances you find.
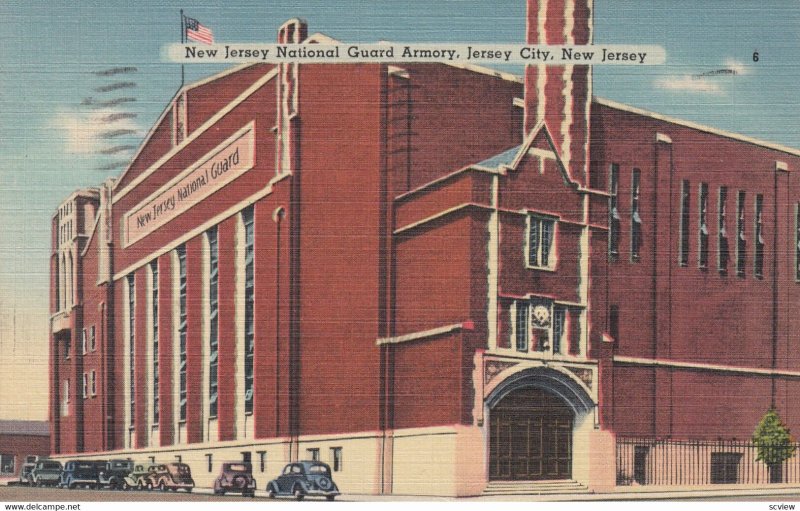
[50,108,141,155]
[654,75,724,94]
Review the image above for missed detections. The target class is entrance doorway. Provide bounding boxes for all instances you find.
[489,387,573,480]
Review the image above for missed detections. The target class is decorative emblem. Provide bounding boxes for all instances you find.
[484,360,518,384]
[532,304,551,327]
[565,366,594,389]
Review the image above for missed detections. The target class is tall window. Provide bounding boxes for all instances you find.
[243,207,255,415]
[515,302,529,352]
[90,325,96,351]
[151,262,159,425]
[61,380,69,417]
[631,169,642,260]
[127,273,135,426]
[754,194,764,278]
[609,164,620,259]
[82,328,88,355]
[737,191,746,277]
[679,180,690,266]
[208,228,219,419]
[719,187,729,273]
[90,370,96,397]
[331,448,343,472]
[699,183,709,268]
[177,245,188,422]
[527,215,556,269]
[82,373,88,399]
[552,306,566,355]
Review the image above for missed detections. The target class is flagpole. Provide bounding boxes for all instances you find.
[180,9,185,88]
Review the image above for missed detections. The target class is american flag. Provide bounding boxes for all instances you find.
[185,16,213,45]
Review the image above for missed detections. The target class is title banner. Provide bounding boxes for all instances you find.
[166,43,665,65]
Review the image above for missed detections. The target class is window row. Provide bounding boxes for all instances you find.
[60,370,98,417]
[679,182,764,278]
[123,206,256,440]
[499,298,583,356]
[608,165,642,261]
[202,448,343,474]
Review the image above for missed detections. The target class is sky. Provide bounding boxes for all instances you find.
[0,0,799,420]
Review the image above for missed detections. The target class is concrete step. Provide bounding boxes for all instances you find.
[483,479,590,495]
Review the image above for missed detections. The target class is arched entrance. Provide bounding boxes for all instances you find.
[486,367,594,481]
[489,387,573,480]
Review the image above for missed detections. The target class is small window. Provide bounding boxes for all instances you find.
[81,328,88,355]
[711,452,741,484]
[331,447,343,472]
[0,454,15,475]
[552,306,566,355]
[90,325,96,352]
[754,194,764,278]
[306,448,320,462]
[719,187,729,273]
[609,305,619,342]
[526,215,556,269]
[206,454,213,473]
[679,180,690,266]
[82,373,88,399]
[241,451,252,464]
[514,302,529,352]
[736,191,746,277]
[90,370,96,397]
[257,451,266,472]
[630,169,642,261]
[64,335,71,360]
[698,183,709,268]
[608,164,620,259]
[62,380,70,417]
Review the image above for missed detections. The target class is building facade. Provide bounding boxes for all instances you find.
[49,0,800,496]
[0,421,50,480]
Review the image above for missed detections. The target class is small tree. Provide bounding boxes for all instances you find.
[753,409,796,483]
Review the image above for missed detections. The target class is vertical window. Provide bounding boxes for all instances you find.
[90,325,96,352]
[527,215,556,269]
[719,187,729,273]
[258,451,266,473]
[208,228,219,419]
[679,180,690,266]
[206,454,213,473]
[64,334,71,359]
[631,169,642,260]
[151,261,159,425]
[0,454,14,474]
[306,448,320,462]
[737,191,746,277]
[754,194,764,278]
[241,452,252,464]
[531,301,551,352]
[609,305,620,342]
[515,302,529,352]
[62,380,70,417]
[699,183,709,268]
[82,373,88,399]
[331,447,343,472]
[127,273,135,426]
[243,206,255,415]
[552,306,566,355]
[91,370,96,397]
[796,204,800,281]
[609,164,620,259]
[177,246,187,422]
[82,328,87,355]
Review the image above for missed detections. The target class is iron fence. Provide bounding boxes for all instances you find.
[616,437,800,486]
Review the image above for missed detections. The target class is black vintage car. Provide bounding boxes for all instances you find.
[30,460,62,487]
[60,460,102,489]
[267,461,339,501]
[213,462,256,497]
[97,459,135,490]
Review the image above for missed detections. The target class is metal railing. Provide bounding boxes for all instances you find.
[616,437,800,486]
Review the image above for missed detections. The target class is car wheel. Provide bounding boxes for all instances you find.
[146,481,153,491]
[293,486,305,501]
[186,487,192,493]
[36,480,43,487]
[326,495,336,501]
[121,481,129,491]
[268,489,276,499]
[159,481,167,492]
[137,480,144,491]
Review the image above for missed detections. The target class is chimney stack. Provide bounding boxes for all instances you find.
[524,0,592,185]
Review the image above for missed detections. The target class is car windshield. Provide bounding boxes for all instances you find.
[172,464,191,475]
[307,464,330,475]
[42,462,61,470]
[227,464,249,472]
[111,461,131,469]
[77,463,93,470]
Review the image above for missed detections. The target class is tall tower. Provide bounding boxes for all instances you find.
[524,0,592,186]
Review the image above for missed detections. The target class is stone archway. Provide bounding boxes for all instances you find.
[486,367,594,481]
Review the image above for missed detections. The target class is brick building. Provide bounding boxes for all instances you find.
[49,0,800,496]
[0,420,50,480]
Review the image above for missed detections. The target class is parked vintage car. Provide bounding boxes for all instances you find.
[213,462,256,497]
[122,464,155,490]
[30,460,62,487]
[97,459,135,490]
[145,463,194,492]
[18,462,35,485]
[59,460,101,489]
[266,461,339,501]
